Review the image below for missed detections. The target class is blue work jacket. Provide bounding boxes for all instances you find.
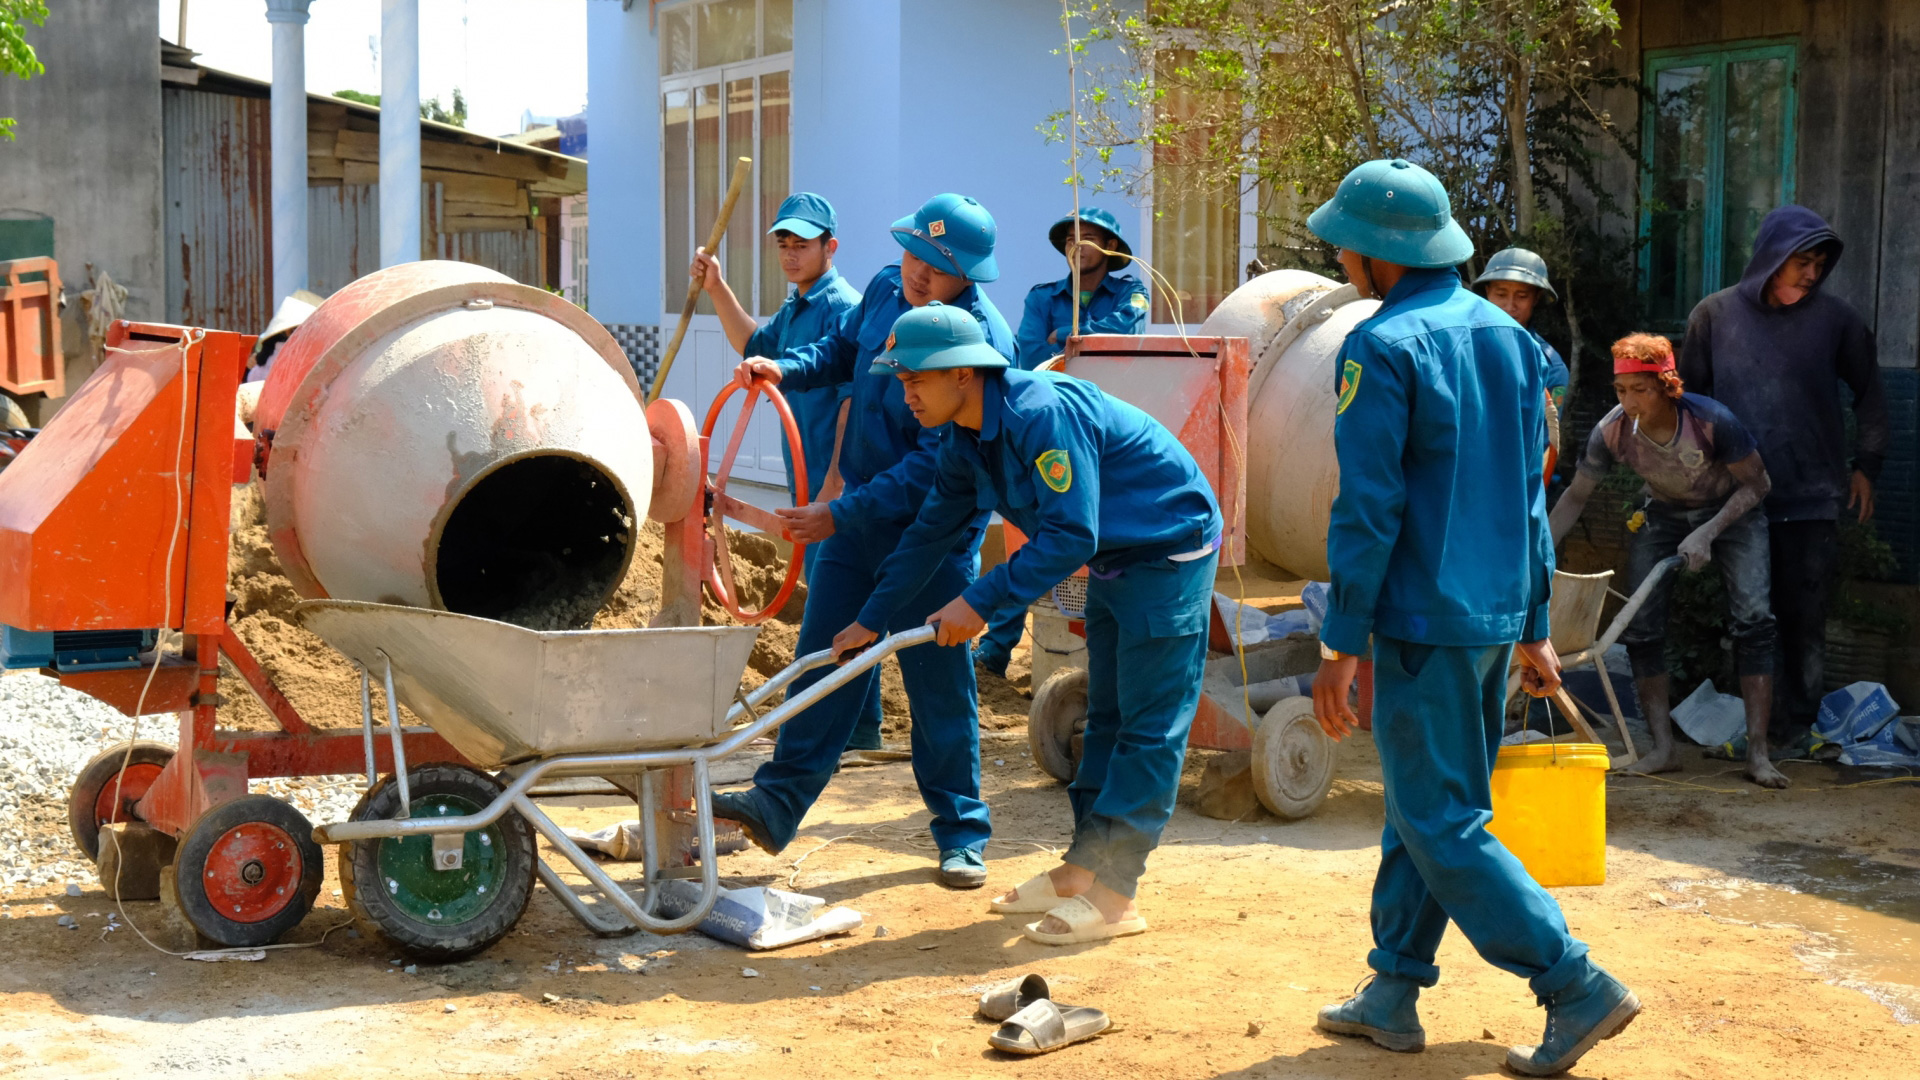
[777,264,1015,536]
[745,267,862,497]
[1533,329,1569,412]
[859,369,1221,632]
[1321,268,1554,655]
[1014,272,1151,370]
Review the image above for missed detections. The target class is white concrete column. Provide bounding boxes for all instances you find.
[265,0,313,304]
[379,0,421,267]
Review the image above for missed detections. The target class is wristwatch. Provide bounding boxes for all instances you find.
[1319,642,1349,662]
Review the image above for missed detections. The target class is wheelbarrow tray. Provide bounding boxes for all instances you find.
[296,601,759,768]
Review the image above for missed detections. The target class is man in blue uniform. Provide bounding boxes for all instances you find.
[1012,207,1150,371]
[1473,248,1570,414]
[833,302,1220,946]
[976,209,1153,678]
[689,192,862,573]
[1306,159,1640,1077]
[713,194,1015,889]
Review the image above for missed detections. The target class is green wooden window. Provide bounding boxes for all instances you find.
[1640,40,1797,328]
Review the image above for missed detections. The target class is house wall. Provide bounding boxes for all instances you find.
[1601,0,1920,579]
[0,0,164,416]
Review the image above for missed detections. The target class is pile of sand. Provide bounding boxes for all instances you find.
[220,486,1032,738]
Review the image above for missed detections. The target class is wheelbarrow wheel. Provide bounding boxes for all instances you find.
[68,740,173,860]
[1251,697,1337,820]
[339,764,535,962]
[172,794,324,947]
[1029,667,1089,783]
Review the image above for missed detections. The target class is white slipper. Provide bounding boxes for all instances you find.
[988,998,1111,1054]
[977,973,1050,1021]
[989,872,1069,914]
[1022,894,1148,946]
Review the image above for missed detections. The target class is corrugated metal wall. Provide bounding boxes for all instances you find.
[162,88,273,333]
[165,86,548,332]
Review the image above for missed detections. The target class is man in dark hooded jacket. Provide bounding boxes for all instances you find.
[1678,205,1889,748]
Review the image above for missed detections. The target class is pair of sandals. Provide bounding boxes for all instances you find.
[989,872,1149,945]
[977,974,1110,1055]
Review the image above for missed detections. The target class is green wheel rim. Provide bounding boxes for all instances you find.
[373,794,510,926]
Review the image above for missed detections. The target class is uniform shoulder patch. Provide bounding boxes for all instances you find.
[1336,358,1363,414]
[1035,449,1072,493]
[1130,292,1149,310]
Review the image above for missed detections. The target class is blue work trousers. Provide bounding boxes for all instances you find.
[976,610,1025,673]
[1621,502,1774,678]
[798,538,883,751]
[746,524,990,853]
[1367,636,1593,999]
[1065,552,1215,898]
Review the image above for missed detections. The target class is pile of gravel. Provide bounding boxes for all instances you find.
[0,672,366,894]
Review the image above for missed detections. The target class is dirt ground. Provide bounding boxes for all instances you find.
[3,724,1916,1079]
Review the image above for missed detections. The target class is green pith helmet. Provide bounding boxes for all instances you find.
[869,302,1009,375]
[891,194,1000,282]
[1048,207,1133,271]
[1472,247,1558,302]
[1307,158,1473,269]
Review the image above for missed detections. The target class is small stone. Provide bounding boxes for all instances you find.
[1237,911,1247,920]
[874,926,891,938]
[742,968,760,978]
[1245,1020,1263,1037]
[64,883,81,896]
[810,985,822,992]
[542,993,561,1004]
[444,1003,457,1014]
[1482,1028,1496,1040]
[55,914,76,929]
[404,964,418,975]
[994,759,1005,766]
[1713,998,1726,1006]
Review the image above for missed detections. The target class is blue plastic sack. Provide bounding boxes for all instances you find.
[1813,682,1900,747]
[1300,582,1330,633]
[1837,718,1920,768]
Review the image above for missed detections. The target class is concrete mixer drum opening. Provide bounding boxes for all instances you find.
[430,450,636,630]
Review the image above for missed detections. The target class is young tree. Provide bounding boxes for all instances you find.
[0,0,49,142]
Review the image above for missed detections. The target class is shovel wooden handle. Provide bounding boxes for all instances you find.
[649,156,753,404]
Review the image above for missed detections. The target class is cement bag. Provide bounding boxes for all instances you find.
[1814,682,1900,747]
[656,879,863,950]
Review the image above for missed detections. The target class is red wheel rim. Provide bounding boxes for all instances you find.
[201,822,304,923]
[91,763,164,830]
[698,376,810,624]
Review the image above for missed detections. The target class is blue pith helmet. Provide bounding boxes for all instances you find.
[1307,159,1473,269]
[869,302,1009,374]
[891,194,1000,282]
[767,192,836,239]
[1472,247,1558,302]
[1048,207,1133,271]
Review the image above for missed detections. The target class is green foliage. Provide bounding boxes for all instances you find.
[1047,1,1637,416]
[0,0,49,142]
[333,86,466,129]
[1662,563,1733,697]
[422,88,467,128]
[1834,517,1907,636]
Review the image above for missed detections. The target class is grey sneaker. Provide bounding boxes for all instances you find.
[1315,974,1425,1052]
[1506,967,1640,1076]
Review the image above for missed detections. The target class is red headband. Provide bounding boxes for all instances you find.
[1612,344,1674,375]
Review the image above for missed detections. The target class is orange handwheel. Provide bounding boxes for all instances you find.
[699,376,810,624]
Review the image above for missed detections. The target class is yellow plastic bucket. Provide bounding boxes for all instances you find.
[1487,742,1608,887]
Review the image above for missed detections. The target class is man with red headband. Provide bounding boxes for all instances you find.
[1549,333,1784,788]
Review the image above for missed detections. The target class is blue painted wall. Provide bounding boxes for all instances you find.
[585,0,664,324]
[586,0,1145,331]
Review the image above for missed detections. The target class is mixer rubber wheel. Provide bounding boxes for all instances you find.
[339,764,535,962]
[1028,667,1089,783]
[68,741,174,861]
[172,795,324,947]
[1251,697,1337,820]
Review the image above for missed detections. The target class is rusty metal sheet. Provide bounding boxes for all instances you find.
[163,88,274,334]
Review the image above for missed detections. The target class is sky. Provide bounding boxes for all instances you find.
[161,0,590,137]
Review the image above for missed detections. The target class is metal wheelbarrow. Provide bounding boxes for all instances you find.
[296,600,936,961]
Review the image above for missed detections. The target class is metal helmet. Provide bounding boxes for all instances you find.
[1472,247,1558,302]
[1307,159,1473,269]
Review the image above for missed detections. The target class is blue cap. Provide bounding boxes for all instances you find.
[1307,159,1473,269]
[891,193,999,282]
[868,302,1010,375]
[1049,207,1133,271]
[768,192,836,239]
